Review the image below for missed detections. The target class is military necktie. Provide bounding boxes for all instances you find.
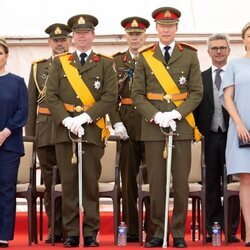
[80,52,87,66]
[214,68,222,90]
[164,45,171,64]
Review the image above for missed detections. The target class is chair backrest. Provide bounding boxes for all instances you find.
[188,140,203,183]
[17,136,36,184]
[99,140,117,183]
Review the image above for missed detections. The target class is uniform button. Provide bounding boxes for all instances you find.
[76,96,80,99]
[167,66,170,69]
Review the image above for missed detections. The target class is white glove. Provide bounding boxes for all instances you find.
[168,120,177,131]
[77,126,85,138]
[154,112,165,124]
[168,110,182,120]
[70,113,92,134]
[62,117,75,130]
[113,122,129,140]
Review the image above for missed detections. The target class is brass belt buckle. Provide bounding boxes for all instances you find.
[74,105,83,112]
[163,94,172,103]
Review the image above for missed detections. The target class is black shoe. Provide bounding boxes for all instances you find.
[0,242,8,248]
[63,236,79,248]
[127,234,139,243]
[245,242,250,247]
[173,238,187,248]
[206,235,212,243]
[144,237,163,248]
[84,236,99,247]
[231,235,240,243]
[45,234,62,244]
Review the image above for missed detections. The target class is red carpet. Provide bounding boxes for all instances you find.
[12,212,246,249]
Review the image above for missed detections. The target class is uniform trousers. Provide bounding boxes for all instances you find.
[0,149,20,240]
[37,145,62,235]
[205,129,240,234]
[120,139,146,236]
[145,140,191,238]
[55,142,103,237]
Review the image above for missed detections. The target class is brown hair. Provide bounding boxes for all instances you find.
[241,22,250,39]
[0,37,9,54]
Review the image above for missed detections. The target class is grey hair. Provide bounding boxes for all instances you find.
[207,33,230,49]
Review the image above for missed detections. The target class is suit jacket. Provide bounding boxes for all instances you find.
[25,58,54,147]
[109,50,142,141]
[0,73,28,155]
[46,51,118,146]
[131,42,203,141]
[194,67,229,138]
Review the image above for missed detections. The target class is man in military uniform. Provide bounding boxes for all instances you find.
[131,7,203,248]
[109,16,150,242]
[46,14,117,247]
[25,23,72,243]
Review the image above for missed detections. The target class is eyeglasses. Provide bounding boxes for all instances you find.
[210,46,228,52]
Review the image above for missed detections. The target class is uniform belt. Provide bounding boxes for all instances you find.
[63,103,93,112]
[120,98,133,105]
[38,103,93,115]
[146,92,188,102]
[37,107,51,115]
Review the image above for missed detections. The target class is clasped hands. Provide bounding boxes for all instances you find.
[154,110,182,131]
[62,113,93,137]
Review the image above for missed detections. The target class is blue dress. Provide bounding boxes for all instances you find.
[220,58,250,175]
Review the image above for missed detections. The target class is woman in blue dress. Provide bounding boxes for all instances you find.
[0,38,28,247]
[220,22,250,247]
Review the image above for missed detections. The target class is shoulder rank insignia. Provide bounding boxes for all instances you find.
[55,52,71,58]
[112,51,126,57]
[96,52,113,60]
[138,43,156,53]
[32,58,47,64]
[177,42,197,51]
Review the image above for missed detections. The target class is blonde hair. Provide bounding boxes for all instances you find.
[241,22,250,39]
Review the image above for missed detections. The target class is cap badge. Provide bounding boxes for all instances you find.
[78,16,85,24]
[55,27,62,34]
[131,19,138,27]
[164,10,171,18]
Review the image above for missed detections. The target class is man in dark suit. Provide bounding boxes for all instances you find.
[25,23,72,243]
[132,7,203,248]
[194,33,240,242]
[46,14,117,247]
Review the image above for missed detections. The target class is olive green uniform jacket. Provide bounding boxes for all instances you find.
[132,42,203,141]
[46,52,118,147]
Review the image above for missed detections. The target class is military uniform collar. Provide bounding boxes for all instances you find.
[76,49,92,61]
[159,41,175,56]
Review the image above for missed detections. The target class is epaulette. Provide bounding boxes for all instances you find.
[178,42,197,51]
[31,58,47,65]
[54,52,71,58]
[112,51,126,57]
[138,43,155,53]
[96,52,113,59]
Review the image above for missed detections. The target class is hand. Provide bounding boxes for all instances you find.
[70,113,92,134]
[154,112,172,127]
[0,128,11,146]
[168,110,182,120]
[77,126,85,138]
[168,120,177,131]
[113,122,129,140]
[62,117,74,130]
